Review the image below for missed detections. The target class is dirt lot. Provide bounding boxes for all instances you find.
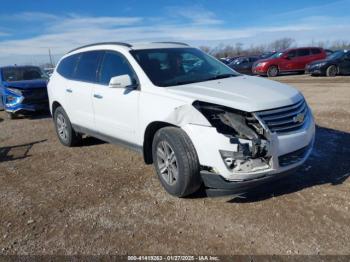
[0,75,349,255]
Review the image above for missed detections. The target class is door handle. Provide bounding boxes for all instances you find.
[66,89,73,93]
[93,94,103,99]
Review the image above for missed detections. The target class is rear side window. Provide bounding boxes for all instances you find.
[57,54,80,78]
[297,49,311,57]
[287,50,297,58]
[74,51,103,82]
[99,51,136,85]
[311,48,321,55]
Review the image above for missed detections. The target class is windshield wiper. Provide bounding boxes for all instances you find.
[163,80,198,86]
[204,73,237,81]
[162,74,238,87]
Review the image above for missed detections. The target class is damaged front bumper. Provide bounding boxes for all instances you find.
[182,110,315,194]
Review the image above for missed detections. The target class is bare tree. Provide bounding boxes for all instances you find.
[268,38,296,51]
[330,40,350,50]
[199,46,212,54]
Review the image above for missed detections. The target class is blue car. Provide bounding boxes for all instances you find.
[0,66,49,119]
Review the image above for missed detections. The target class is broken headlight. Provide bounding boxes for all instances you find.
[193,101,269,168]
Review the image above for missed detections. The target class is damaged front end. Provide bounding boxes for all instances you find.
[193,101,271,173]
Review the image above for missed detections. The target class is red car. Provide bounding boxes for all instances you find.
[252,47,327,77]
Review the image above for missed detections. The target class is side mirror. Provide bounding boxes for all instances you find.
[282,54,290,60]
[109,74,135,88]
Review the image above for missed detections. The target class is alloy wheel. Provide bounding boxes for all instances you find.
[156,140,178,186]
[56,113,69,141]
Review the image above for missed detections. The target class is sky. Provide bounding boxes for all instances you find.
[0,0,350,65]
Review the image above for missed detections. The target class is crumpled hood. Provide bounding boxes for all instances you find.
[166,75,302,112]
[3,79,47,90]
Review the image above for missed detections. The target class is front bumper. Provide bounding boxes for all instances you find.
[2,88,49,114]
[305,66,326,75]
[182,110,315,192]
[200,167,298,196]
[5,102,49,113]
[252,66,267,75]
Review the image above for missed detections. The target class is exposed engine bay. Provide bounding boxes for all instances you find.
[193,101,271,172]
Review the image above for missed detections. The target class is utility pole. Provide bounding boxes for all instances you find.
[48,48,54,67]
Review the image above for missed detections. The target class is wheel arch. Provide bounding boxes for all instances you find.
[143,121,177,164]
[51,101,62,116]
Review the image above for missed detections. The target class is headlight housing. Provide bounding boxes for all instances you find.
[193,101,267,159]
[5,87,24,106]
[6,87,23,96]
[256,62,267,67]
[313,62,328,68]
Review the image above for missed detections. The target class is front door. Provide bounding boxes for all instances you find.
[279,50,297,71]
[92,51,139,144]
[339,53,350,75]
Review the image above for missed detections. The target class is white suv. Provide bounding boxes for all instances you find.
[48,42,315,197]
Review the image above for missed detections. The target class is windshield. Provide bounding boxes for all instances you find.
[260,52,276,59]
[327,51,345,60]
[130,48,239,87]
[230,57,247,65]
[2,66,48,82]
[269,52,283,59]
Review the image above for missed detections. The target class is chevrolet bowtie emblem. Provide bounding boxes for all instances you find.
[293,113,305,124]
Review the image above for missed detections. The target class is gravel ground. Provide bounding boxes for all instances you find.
[0,75,349,255]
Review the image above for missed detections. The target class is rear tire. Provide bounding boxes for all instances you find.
[53,106,82,147]
[326,65,337,77]
[152,127,201,197]
[267,66,279,77]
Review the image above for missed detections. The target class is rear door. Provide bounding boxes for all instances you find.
[65,51,103,130]
[296,48,311,70]
[310,48,323,61]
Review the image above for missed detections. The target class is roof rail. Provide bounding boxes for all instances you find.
[67,42,132,54]
[152,41,189,46]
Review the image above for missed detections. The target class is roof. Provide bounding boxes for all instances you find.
[0,65,41,69]
[67,41,190,54]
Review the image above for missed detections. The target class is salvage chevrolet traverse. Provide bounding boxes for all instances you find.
[48,42,315,197]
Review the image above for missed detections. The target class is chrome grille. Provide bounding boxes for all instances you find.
[255,99,308,134]
[22,88,48,104]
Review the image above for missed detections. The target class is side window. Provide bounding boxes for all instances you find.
[74,51,103,82]
[56,54,80,78]
[311,48,321,55]
[287,50,297,58]
[297,49,310,57]
[99,51,136,85]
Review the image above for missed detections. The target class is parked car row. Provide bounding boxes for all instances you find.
[224,48,350,77]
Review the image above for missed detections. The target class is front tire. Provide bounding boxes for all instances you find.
[7,112,16,119]
[267,66,279,77]
[152,127,201,197]
[326,65,337,77]
[53,106,82,147]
